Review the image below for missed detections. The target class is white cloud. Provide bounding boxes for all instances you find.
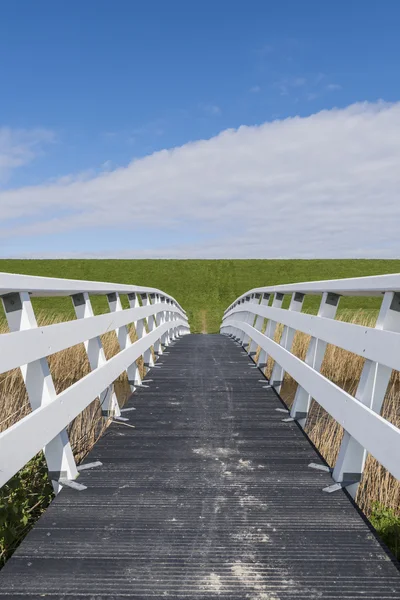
[249,85,261,93]
[0,127,55,182]
[2,101,400,258]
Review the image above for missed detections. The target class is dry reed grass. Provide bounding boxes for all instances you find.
[261,309,400,518]
[0,312,147,464]
[0,309,399,521]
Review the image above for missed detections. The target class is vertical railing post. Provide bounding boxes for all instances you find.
[166,299,174,343]
[72,292,121,418]
[229,301,242,342]
[234,298,247,344]
[169,300,177,341]
[161,297,171,347]
[242,294,261,351]
[269,292,305,393]
[173,302,181,339]
[248,293,270,357]
[148,293,163,356]
[331,291,400,497]
[158,295,169,348]
[240,295,256,348]
[233,301,243,340]
[257,292,284,371]
[290,292,340,426]
[106,292,138,392]
[127,292,143,386]
[139,293,155,373]
[1,292,78,493]
[168,300,175,341]
[152,293,163,357]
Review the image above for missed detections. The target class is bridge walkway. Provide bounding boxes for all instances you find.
[0,334,399,599]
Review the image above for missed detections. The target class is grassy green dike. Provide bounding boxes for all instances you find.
[2,258,400,332]
[1,258,400,564]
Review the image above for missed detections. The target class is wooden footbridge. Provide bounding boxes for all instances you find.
[0,272,399,598]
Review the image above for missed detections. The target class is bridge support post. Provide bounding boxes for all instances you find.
[168,301,176,342]
[136,293,154,374]
[240,295,258,348]
[248,293,270,357]
[107,292,138,392]
[257,292,284,372]
[161,298,171,347]
[126,292,143,386]
[158,295,169,348]
[290,292,340,427]
[72,292,121,418]
[232,298,246,343]
[227,300,242,342]
[269,292,305,393]
[147,293,161,353]
[170,301,179,341]
[331,291,400,497]
[152,294,163,356]
[2,292,78,494]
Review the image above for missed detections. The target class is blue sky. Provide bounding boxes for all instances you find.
[1,1,400,258]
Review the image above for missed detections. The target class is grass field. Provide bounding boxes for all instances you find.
[2,258,400,332]
[1,258,400,564]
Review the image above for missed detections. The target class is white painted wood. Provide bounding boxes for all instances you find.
[222,274,400,488]
[240,295,254,347]
[332,291,400,497]
[1,292,78,494]
[164,299,172,346]
[0,273,189,491]
[223,303,400,374]
[172,302,181,340]
[0,301,185,375]
[290,292,340,426]
[169,300,178,341]
[221,320,400,482]
[248,293,270,356]
[72,292,120,418]
[242,294,261,348]
[0,317,188,488]
[227,301,246,342]
[256,293,284,371]
[140,293,155,372]
[127,292,143,386]
[160,297,170,347]
[107,292,137,392]
[224,272,400,308]
[158,295,168,347]
[0,272,186,311]
[152,294,163,356]
[270,292,305,393]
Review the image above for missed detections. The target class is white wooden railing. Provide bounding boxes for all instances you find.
[221,273,400,497]
[0,272,190,493]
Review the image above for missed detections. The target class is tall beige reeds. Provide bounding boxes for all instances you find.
[0,309,398,519]
[0,313,145,463]
[262,310,400,518]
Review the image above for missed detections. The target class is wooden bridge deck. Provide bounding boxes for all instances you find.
[1,334,399,599]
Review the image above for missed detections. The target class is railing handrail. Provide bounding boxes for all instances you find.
[0,302,186,374]
[0,273,190,492]
[0,271,186,314]
[227,303,400,373]
[225,272,400,313]
[221,273,400,497]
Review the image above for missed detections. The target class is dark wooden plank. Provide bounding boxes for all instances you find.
[0,334,399,598]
